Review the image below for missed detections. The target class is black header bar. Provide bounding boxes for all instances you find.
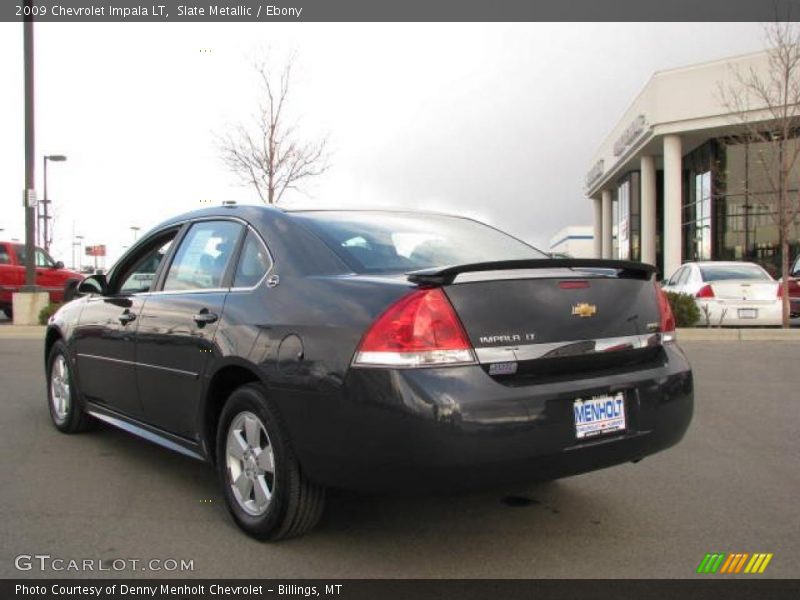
[4,579,800,600]
[3,0,800,23]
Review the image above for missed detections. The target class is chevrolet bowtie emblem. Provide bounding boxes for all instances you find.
[572,303,597,318]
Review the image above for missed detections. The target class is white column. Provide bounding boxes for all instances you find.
[663,135,682,278]
[601,189,613,259]
[592,197,603,258]
[640,155,657,266]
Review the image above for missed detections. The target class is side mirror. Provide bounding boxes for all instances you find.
[77,274,108,295]
[53,260,64,269]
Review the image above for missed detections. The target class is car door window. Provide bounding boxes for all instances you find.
[117,236,176,294]
[233,230,272,288]
[163,221,242,292]
[35,248,55,267]
[0,244,9,264]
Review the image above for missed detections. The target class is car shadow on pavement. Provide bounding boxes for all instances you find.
[74,419,616,547]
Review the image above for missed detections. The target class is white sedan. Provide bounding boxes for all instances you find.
[662,261,782,326]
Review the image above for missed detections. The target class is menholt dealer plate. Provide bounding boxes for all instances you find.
[573,392,626,439]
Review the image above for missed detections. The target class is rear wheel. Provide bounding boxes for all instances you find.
[47,340,93,433]
[216,383,325,540]
[2,307,11,319]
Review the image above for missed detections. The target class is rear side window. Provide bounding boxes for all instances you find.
[163,221,242,291]
[0,244,9,264]
[667,267,685,286]
[233,231,271,288]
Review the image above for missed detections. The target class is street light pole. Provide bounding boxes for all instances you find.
[22,11,36,290]
[42,154,67,253]
[130,226,140,242]
[73,234,84,271]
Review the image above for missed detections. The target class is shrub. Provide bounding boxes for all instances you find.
[38,302,63,325]
[664,291,700,328]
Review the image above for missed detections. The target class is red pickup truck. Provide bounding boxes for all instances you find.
[0,241,83,319]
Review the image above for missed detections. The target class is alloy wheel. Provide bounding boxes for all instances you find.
[50,354,71,423]
[225,411,275,516]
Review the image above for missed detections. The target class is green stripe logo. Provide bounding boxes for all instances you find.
[697,552,773,574]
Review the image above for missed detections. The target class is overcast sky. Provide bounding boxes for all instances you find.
[0,22,768,267]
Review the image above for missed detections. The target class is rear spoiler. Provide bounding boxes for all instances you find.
[407,259,656,285]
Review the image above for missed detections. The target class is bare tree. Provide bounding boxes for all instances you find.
[218,54,329,204]
[718,20,800,328]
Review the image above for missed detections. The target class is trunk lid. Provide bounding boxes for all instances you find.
[709,279,778,302]
[409,259,665,381]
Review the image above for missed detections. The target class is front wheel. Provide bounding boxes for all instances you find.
[216,383,325,540]
[47,340,93,433]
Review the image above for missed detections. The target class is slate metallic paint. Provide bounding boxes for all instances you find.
[45,205,693,493]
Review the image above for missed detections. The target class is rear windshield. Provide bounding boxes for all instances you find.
[292,211,545,273]
[699,264,771,282]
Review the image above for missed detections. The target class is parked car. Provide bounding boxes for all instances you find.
[44,206,693,540]
[0,241,82,319]
[779,255,800,318]
[663,261,782,326]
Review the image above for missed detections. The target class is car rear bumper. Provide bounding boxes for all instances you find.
[292,343,693,492]
[696,298,782,326]
[790,296,800,318]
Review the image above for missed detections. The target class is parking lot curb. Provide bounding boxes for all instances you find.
[677,327,800,341]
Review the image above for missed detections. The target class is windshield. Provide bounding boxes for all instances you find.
[293,211,545,274]
[699,264,772,282]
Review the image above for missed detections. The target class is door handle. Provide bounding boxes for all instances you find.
[192,310,218,326]
[118,310,136,325]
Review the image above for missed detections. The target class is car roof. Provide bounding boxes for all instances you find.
[151,204,469,230]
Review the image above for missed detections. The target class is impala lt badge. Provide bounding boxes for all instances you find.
[572,303,598,318]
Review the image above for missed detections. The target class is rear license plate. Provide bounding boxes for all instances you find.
[573,392,626,439]
[738,308,758,319]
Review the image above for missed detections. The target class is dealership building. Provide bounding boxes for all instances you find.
[586,49,800,279]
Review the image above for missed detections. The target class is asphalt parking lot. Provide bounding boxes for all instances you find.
[0,334,798,579]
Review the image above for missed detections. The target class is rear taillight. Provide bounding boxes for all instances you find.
[656,284,676,343]
[777,283,784,298]
[353,288,476,368]
[696,284,715,298]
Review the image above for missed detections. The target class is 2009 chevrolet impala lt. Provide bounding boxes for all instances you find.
[45,206,693,540]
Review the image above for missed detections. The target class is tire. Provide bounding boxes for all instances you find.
[46,339,94,433]
[216,383,325,541]
[2,307,12,319]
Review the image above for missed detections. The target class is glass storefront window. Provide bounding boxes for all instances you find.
[615,172,641,261]
[617,181,630,260]
[715,137,800,276]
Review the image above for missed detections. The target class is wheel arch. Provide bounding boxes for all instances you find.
[44,325,64,370]
[201,359,268,464]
